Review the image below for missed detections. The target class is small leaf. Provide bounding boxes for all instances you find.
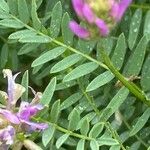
[130,108,150,136]
[143,10,150,36]
[50,100,60,123]
[50,1,62,38]
[18,0,30,23]
[19,35,51,43]
[63,62,99,82]
[9,30,36,40]
[51,54,82,73]
[128,9,142,50]
[42,125,55,147]
[0,0,9,12]
[90,140,99,150]
[60,92,82,110]
[110,145,120,150]
[40,77,56,106]
[86,71,114,92]
[0,43,8,68]
[89,122,104,138]
[97,137,119,146]
[21,70,28,101]
[0,19,24,28]
[124,36,148,76]
[61,12,74,45]
[56,134,69,149]
[111,33,127,70]
[68,108,80,131]
[77,139,85,150]
[32,46,66,67]
[80,119,89,136]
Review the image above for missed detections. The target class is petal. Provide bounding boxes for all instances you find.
[72,0,84,18]
[0,125,15,145]
[82,3,95,23]
[0,109,20,124]
[22,120,48,131]
[69,21,90,39]
[18,102,43,121]
[110,0,132,21]
[95,18,109,36]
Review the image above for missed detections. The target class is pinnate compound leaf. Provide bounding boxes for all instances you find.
[128,9,142,50]
[77,139,85,150]
[63,62,99,82]
[42,125,55,147]
[32,46,66,67]
[40,77,56,105]
[86,71,114,92]
[130,108,150,136]
[51,54,82,73]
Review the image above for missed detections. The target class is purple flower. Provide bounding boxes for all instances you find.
[0,126,15,149]
[110,0,132,21]
[69,0,132,39]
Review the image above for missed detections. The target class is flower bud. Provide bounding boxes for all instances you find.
[69,0,132,39]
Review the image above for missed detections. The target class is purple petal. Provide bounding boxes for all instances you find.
[82,4,95,23]
[110,0,132,21]
[95,18,109,36]
[22,120,48,131]
[0,125,15,145]
[0,109,20,124]
[69,21,90,38]
[72,0,84,18]
[18,102,43,121]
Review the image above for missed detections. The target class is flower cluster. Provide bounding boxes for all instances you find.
[69,0,132,39]
[0,69,48,150]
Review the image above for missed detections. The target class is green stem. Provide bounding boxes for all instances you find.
[100,49,150,107]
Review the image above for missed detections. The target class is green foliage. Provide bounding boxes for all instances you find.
[0,0,150,150]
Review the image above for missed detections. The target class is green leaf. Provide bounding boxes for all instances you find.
[130,142,141,150]
[60,92,82,110]
[90,140,99,150]
[50,1,62,38]
[9,30,36,40]
[42,125,55,147]
[50,100,60,123]
[63,62,99,82]
[76,139,85,150]
[51,54,82,73]
[141,54,150,91]
[40,77,56,106]
[7,0,17,15]
[19,35,50,43]
[143,10,150,36]
[100,87,129,121]
[111,33,126,70]
[18,0,30,23]
[130,108,150,136]
[128,9,142,50]
[32,46,66,67]
[0,43,8,68]
[0,0,9,12]
[86,71,114,92]
[68,108,80,131]
[0,10,10,19]
[0,18,24,28]
[31,0,42,30]
[109,145,120,150]
[56,134,69,149]
[18,43,40,55]
[21,70,28,100]
[97,137,119,146]
[80,119,89,136]
[89,122,104,138]
[61,12,74,45]
[124,36,148,76]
